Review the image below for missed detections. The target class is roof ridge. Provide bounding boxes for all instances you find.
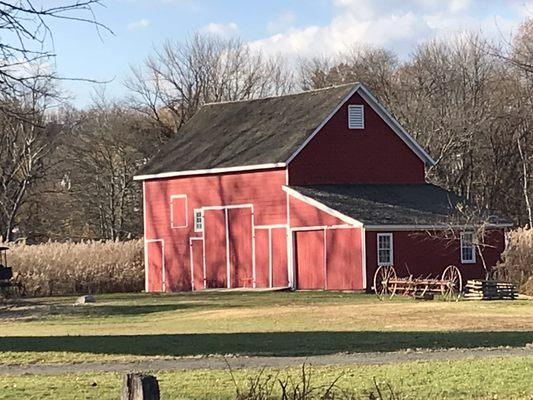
[203,82,358,107]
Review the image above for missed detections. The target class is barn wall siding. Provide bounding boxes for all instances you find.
[144,168,287,291]
[365,229,506,286]
[288,92,426,185]
[289,195,346,227]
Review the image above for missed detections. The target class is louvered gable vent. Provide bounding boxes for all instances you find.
[348,104,364,129]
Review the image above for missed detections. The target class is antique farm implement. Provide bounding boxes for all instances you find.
[373,265,463,301]
[0,246,25,299]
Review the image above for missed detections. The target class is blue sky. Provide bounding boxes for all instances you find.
[46,0,532,107]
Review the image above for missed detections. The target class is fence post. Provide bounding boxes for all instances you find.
[121,373,160,400]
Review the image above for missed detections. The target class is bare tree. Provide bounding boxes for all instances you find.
[126,33,294,137]
[0,1,109,241]
[0,75,60,241]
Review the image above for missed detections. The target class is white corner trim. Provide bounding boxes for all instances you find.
[134,163,286,181]
[365,223,513,231]
[282,185,363,227]
[361,226,367,289]
[143,181,148,293]
[285,83,362,164]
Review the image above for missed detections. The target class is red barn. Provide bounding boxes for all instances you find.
[135,83,510,292]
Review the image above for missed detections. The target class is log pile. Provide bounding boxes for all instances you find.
[464,280,517,300]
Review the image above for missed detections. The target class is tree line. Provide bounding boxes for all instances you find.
[0,3,531,242]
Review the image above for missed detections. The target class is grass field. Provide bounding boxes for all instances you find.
[0,356,532,399]
[1,291,532,365]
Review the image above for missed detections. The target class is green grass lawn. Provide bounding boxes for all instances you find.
[0,291,532,364]
[1,356,532,399]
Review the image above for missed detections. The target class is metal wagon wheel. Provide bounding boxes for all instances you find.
[373,265,397,300]
[441,265,463,301]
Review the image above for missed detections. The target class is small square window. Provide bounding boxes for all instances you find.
[348,104,364,129]
[193,209,203,232]
[460,232,476,264]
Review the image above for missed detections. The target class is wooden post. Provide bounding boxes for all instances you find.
[121,373,160,400]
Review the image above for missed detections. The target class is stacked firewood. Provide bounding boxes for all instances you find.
[464,280,517,300]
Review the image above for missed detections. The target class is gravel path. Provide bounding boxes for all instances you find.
[1,347,532,376]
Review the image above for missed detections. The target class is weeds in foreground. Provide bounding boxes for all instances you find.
[227,361,400,400]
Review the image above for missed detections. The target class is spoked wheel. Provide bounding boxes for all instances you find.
[441,265,463,301]
[373,265,397,300]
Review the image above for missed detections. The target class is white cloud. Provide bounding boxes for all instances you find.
[250,0,523,59]
[267,11,297,33]
[127,19,151,31]
[200,22,239,37]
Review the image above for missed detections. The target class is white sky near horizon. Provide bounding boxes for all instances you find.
[42,0,532,107]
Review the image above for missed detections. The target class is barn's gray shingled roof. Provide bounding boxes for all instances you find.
[137,84,356,176]
[288,184,511,226]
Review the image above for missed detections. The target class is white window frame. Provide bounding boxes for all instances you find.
[193,208,203,233]
[170,194,188,229]
[377,233,393,266]
[460,231,476,264]
[348,104,364,129]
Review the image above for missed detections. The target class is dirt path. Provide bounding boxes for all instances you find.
[1,347,532,376]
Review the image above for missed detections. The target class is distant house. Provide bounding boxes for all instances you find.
[134,83,510,292]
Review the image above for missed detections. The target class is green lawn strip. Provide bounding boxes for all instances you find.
[0,356,532,400]
[1,331,532,365]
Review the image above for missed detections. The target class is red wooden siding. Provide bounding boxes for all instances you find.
[365,229,506,285]
[204,209,227,288]
[170,196,187,228]
[288,92,426,185]
[325,228,363,290]
[228,207,254,288]
[146,240,164,292]
[271,227,289,287]
[144,168,287,291]
[254,229,270,288]
[190,239,203,290]
[293,227,363,291]
[289,195,345,227]
[295,230,325,289]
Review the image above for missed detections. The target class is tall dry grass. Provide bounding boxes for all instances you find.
[1,239,144,297]
[495,227,533,295]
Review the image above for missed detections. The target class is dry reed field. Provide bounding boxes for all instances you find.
[496,227,533,295]
[1,240,144,297]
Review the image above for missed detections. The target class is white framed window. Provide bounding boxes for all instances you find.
[193,208,203,232]
[348,104,364,129]
[170,194,188,228]
[377,233,393,266]
[460,232,476,264]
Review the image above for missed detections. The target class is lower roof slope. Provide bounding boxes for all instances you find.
[288,184,510,226]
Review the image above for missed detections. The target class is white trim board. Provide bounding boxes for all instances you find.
[282,185,363,227]
[365,224,512,231]
[142,181,148,293]
[134,163,286,181]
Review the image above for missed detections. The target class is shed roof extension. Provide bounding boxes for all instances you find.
[284,184,511,227]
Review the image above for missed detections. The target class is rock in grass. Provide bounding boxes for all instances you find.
[75,295,95,305]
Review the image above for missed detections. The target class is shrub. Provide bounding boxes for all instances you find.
[229,362,399,400]
[1,239,144,296]
[495,227,533,295]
